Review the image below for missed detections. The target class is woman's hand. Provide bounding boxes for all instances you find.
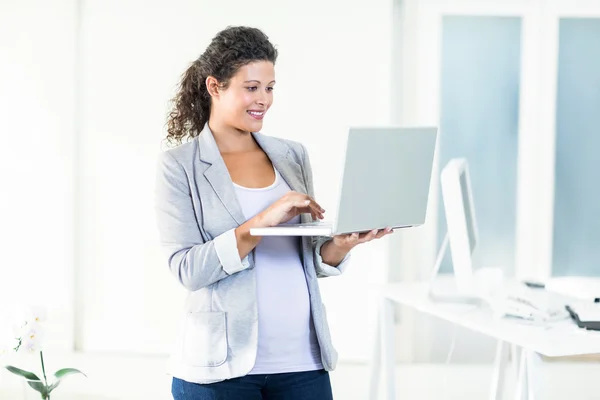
[320,227,394,266]
[332,227,394,251]
[256,191,325,227]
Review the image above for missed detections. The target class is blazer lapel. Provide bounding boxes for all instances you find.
[252,132,307,196]
[252,132,311,224]
[198,126,246,226]
[197,126,310,226]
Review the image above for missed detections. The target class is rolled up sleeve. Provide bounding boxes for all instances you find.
[214,228,250,275]
[155,151,251,291]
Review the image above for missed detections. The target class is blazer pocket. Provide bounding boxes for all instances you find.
[182,311,228,367]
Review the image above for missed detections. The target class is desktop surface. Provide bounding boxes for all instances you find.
[382,279,600,358]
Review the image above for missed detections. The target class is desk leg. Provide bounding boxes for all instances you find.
[382,298,397,400]
[514,348,542,400]
[511,344,521,385]
[489,340,507,400]
[368,301,383,400]
[526,350,541,400]
[515,347,529,400]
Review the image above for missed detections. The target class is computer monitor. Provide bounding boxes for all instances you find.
[429,158,480,297]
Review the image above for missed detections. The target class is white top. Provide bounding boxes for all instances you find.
[233,168,323,374]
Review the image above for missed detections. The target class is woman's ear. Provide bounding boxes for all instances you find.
[206,76,220,99]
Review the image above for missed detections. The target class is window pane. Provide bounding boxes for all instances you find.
[438,16,521,275]
[552,18,600,276]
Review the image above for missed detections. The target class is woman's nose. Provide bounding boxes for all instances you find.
[256,91,269,106]
[256,95,266,106]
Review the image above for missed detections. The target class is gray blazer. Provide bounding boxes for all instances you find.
[154,124,350,384]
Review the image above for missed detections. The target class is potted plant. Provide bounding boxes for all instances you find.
[1,307,86,399]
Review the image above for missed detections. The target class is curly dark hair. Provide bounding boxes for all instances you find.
[165,26,278,146]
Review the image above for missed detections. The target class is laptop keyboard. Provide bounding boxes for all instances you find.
[284,221,333,228]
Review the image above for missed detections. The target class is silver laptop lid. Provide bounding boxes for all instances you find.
[333,127,438,235]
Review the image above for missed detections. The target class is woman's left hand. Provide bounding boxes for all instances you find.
[320,227,394,266]
[332,227,394,252]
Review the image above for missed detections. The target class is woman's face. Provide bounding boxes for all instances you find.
[215,61,275,133]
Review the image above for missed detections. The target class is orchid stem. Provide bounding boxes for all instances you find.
[40,351,49,399]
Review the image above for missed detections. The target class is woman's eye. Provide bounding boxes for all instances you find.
[266,87,274,92]
[246,86,257,92]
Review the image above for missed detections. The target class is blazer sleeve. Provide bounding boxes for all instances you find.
[299,144,351,278]
[155,151,250,291]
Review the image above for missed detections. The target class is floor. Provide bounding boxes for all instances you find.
[1,353,600,399]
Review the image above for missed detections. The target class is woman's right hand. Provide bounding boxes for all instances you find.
[256,191,325,227]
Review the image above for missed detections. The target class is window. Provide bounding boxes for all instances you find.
[438,16,521,275]
[552,18,600,276]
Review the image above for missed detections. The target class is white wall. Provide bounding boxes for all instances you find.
[2,0,463,366]
[0,0,488,366]
[77,0,395,362]
[9,0,589,369]
[0,0,76,352]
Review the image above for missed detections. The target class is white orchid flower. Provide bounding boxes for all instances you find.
[18,322,45,354]
[26,306,47,325]
[8,305,47,350]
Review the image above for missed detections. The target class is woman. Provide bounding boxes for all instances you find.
[155,26,393,399]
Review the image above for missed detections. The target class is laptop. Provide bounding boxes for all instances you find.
[249,126,438,237]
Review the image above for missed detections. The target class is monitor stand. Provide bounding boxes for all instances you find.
[427,232,484,305]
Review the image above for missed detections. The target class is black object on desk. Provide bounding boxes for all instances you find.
[523,281,546,289]
[565,305,600,331]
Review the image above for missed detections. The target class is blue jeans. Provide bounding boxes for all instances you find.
[171,369,333,400]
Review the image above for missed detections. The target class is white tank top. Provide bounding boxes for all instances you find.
[233,168,323,374]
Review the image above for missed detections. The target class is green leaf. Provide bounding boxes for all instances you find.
[54,367,87,379]
[48,381,59,392]
[4,365,42,381]
[27,380,48,398]
[5,366,48,397]
[48,368,87,393]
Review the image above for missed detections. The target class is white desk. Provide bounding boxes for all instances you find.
[368,281,600,400]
